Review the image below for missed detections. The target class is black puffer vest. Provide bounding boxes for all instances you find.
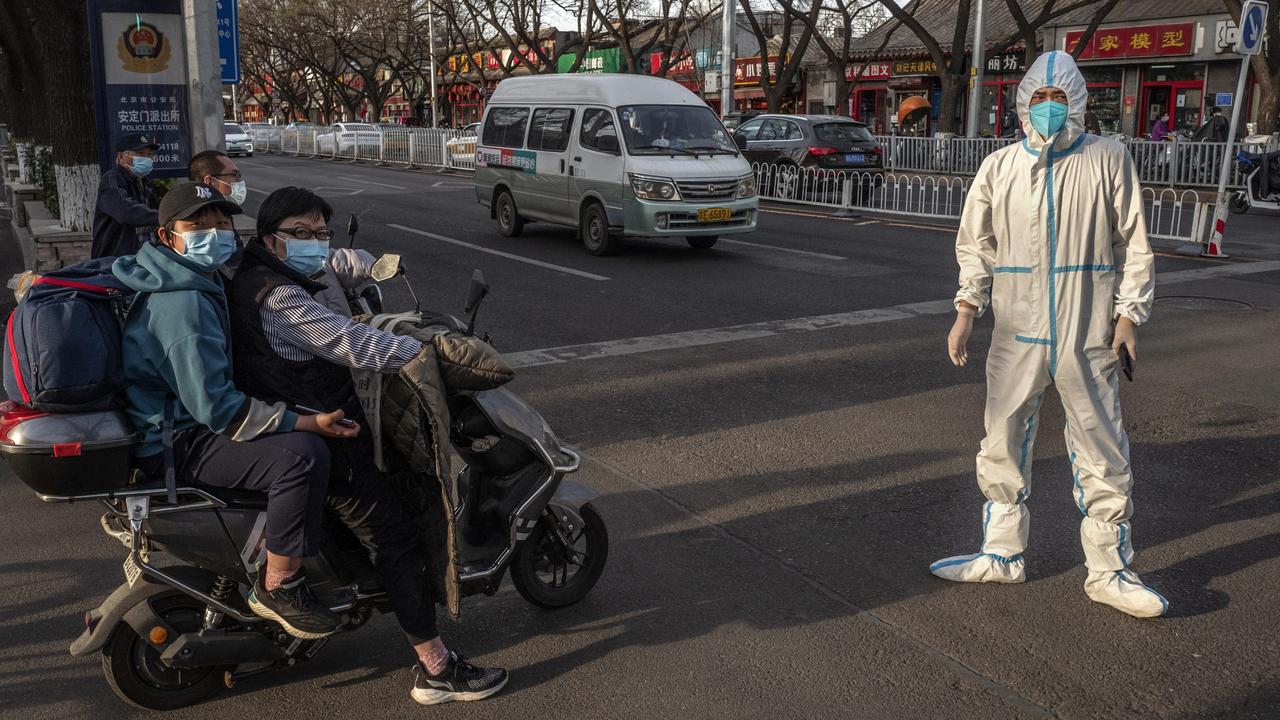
[227,241,362,419]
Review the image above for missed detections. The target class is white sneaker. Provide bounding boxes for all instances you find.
[1084,569,1168,618]
[930,553,1026,583]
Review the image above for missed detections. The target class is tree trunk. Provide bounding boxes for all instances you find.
[1255,75,1278,135]
[936,73,967,134]
[834,75,851,116]
[39,0,99,231]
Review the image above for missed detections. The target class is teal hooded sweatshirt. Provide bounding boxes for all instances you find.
[113,242,298,457]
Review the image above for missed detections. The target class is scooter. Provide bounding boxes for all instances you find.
[1228,148,1280,214]
[0,263,608,710]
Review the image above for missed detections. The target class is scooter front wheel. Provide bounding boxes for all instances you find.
[101,592,230,710]
[511,503,608,608]
[1228,192,1250,214]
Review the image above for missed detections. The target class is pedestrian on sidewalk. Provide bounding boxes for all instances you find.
[933,50,1167,618]
[91,133,161,259]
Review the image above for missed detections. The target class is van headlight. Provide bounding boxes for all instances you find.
[629,174,681,201]
[737,175,758,198]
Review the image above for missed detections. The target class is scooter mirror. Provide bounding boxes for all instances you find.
[464,270,489,315]
[370,254,402,282]
[346,214,359,236]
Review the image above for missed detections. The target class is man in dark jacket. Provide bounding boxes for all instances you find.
[91,133,161,259]
[1193,106,1230,142]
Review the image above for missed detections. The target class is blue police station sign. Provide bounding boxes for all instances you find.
[1235,0,1269,55]
[86,0,192,177]
[217,0,240,84]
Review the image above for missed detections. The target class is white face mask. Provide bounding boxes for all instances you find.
[211,176,247,205]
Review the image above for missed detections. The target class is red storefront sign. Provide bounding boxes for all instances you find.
[846,62,891,82]
[649,51,697,79]
[1065,23,1194,59]
[734,56,784,86]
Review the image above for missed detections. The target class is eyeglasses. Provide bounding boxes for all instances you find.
[276,226,333,241]
[213,171,243,181]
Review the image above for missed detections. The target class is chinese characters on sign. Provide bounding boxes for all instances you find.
[1065,23,1194,59]
[891,59,940,77]
[984,54,1027,73]
[846,62,891,81]
[734,56,785,86]
[216,0,239,84]
[88,2,192,177]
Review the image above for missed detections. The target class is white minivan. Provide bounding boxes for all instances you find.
[474,75,758,255]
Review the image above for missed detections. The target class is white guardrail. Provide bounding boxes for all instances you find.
[873,135,1279,190]
[253,126,477,171]
[750,162,1210,244]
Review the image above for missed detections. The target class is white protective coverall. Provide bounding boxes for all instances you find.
[929,51,1166,618]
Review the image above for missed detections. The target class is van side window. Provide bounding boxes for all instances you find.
[528,108,575,152]
[482,107,530,148]
[580,109,619,154]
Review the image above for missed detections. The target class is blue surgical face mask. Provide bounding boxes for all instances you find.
[1029,100,1069,139]
[130,155,155,177]
[278,236,330,277]
[177,228,237,271]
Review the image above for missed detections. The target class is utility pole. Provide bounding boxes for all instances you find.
[720,0,735,118]
[428,1,439,128]
[965,0,987,138]
[183,0,225,151]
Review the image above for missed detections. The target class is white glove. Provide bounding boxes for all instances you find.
[948,307,976,367]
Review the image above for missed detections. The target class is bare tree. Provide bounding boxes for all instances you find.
[0,0,99,231]
[777,0,880,115]
[994,0,1120,66]
[739,0,822,113]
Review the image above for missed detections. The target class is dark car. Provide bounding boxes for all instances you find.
[734,114,883,172]
[722,111,762,131]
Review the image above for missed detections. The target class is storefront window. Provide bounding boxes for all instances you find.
[1080,67,1123,135]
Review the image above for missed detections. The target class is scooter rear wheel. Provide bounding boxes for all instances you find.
[511,503,608,608]
[102,592,230,710]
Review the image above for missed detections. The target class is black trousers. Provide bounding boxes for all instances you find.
[139,429,331,558]
[325,437,439,644]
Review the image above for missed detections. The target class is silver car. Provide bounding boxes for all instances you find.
[224,122,254,157]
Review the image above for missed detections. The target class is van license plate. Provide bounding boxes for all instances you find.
[123,553,142,587]
[697,208,732,222]
[845,154,865,163]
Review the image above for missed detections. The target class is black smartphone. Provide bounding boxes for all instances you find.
[1118,346,1134,382]
[294,405,359,428]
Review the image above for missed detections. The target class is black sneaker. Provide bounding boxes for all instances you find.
[410,652,508,705]
[247,570,342,640]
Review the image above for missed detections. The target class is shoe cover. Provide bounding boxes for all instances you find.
[1084,569,1168,618]
[930,501,1029,583]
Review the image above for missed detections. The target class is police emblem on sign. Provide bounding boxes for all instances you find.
[116,20,172,73]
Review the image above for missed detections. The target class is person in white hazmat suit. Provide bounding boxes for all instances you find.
[931,50,1168,618]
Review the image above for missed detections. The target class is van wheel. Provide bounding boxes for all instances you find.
[496,190,525,237]
[580,203,619,256]
[686,236,718,250]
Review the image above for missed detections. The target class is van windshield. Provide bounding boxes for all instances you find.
[618,105,737,155]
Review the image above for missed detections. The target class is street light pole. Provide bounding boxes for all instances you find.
[428,1,439,128]
[720,0,735,118]
[966,0,987,138]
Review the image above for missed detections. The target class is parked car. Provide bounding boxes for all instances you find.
[474,75,758,256]
[223,122,254,157]
[446,123,480,166]
[735,115,882,172]
[315,122,382,156]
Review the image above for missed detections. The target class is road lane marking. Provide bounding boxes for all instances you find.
[505,260,1280,368]
[385,223,610,281]
[719,237,847,261]
[505,299,954,368]
[247,187,271,195]
[336,175,408,190]
[238,160,270,168]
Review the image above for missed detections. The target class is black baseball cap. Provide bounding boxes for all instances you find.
[157,182,243,226]
[115,132,161,153]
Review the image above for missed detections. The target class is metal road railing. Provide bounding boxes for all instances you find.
[751,162,1209,244]
[871,135,1279,190]
[251,126,477,172]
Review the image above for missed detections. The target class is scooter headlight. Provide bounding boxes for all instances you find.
[629,174,681,201]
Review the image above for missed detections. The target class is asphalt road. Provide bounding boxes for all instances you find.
[2,154,1279,719]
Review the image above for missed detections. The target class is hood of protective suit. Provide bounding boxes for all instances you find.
[1017,50,1088,152]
